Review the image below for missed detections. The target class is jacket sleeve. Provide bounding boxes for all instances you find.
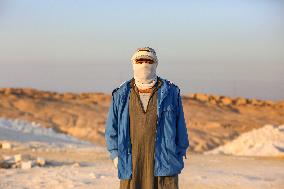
[105,91,119,160]
[175,87,190,159]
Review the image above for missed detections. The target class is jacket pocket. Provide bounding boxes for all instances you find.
[165,137,177,156]
[165,138,183,170]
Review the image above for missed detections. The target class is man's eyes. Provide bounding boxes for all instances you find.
[136,61,153,64]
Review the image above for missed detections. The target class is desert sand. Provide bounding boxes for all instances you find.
[1,118,284,189]
[1,152,284,189]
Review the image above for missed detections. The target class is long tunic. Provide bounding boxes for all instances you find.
[120,77,179,189]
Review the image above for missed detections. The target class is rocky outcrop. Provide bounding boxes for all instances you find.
[1,87,283,152]
[189,93,281,107]
[0,88,110,107]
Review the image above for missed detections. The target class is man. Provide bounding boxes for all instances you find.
[105,47,189,189]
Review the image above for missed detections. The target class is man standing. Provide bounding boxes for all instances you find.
[105,47,189,189]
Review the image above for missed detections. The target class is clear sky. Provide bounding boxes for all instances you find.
[0,0,283,100]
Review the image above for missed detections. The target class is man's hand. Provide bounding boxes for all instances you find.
[113,156,118,169]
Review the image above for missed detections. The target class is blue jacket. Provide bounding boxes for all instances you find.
[105,76,189,179]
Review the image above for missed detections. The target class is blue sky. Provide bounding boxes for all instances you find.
[0,0,283,100]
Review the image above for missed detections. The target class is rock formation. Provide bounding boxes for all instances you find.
[0,87,283,152]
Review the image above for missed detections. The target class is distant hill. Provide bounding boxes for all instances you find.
[0,87,283,152]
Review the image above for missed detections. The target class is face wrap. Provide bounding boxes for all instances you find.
[131,47,159,90]
[132,62,158,90]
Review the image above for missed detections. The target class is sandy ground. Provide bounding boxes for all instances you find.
[1,118,283,189]
[1,148,284,189]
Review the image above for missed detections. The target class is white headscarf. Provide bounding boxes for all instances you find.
[131,47,159,90]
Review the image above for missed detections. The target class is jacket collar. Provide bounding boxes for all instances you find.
[118,75,171,107]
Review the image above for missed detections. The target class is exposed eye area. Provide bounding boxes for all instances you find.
[138,49,151,52]
[135,59,154,64]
